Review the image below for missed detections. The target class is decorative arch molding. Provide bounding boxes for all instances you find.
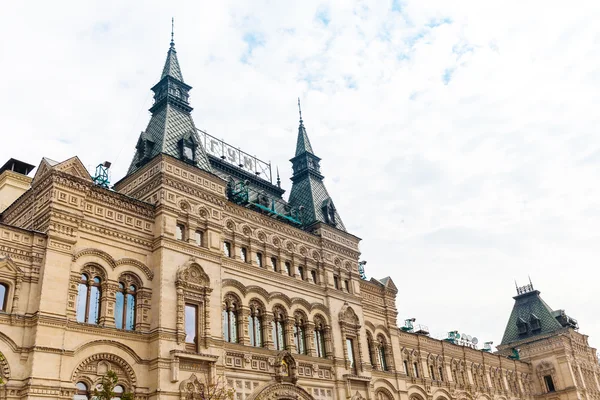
[222,279,247,296]
[246,285,269,301]
[246,382,314,400]
[364,320,376,332]
[72,248,117,269]
[72,340,143,364]
[374,324,391,337]
[269,292,292,308]
[0,350,10,381]
[290,297,312,312]
[374,387,395,400]
[372,379,397,396]
[71,353,137,386]
[407,385,428,400]
[224,219,237,232]
[431,388,452,400]
[115,258,153,281]
[309,303,330,320]
[0,331,19,353]
[476,394,492,400]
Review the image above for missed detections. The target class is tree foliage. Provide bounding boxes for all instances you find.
[92,370,133,400]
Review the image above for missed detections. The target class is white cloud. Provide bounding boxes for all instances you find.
[1,0,599,350]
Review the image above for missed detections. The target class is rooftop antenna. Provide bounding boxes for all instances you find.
[298,97,303,124]
[170,17,175,47]
[528,275,533,288]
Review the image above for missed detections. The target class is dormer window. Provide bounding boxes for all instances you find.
[516,317,528,335]
[322,199,336,225]
[179,132,198,163]
[530,314,541,331]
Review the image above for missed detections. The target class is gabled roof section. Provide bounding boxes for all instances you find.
[161,41,184,82]
[32,156,92,185]
[379,276,398,292]
[500,288,564,346]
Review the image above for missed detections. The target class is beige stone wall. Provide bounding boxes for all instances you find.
[0,171,31,213]
[0,156,597,400]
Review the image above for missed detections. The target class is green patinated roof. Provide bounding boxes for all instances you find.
[288,116,346,232]
[127,40,211,176]
[161,42,184,81]
[127,104,212,174]
[288,173,346,231]
[295,120,314,156]
[500,289,564,346]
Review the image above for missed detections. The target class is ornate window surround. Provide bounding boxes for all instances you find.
[176,260,212,348]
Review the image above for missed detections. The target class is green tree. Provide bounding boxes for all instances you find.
[92,370,133,400]
[0,352,4,385]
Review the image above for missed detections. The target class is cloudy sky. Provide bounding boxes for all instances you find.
[2,1,599,351]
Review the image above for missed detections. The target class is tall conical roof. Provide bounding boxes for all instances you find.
[126,35,211,176]
[288,101,345,231]
[161,40,184,82]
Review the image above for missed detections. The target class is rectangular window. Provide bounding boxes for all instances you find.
[346,338,356,371]
[413,362,420,378]
[223,241,232,257]
[270,257,278,271]
[334,276,340,289]
[297,266,304,280]
[285,262,292,276]
[176,224,185,241]
[544,375,555,392]
[256,252,263,267]
[344,280,350,293]
[439,366,444,381]
[310,270,317,283]
[0,283,7,312]
[430,365,436,380]
[185,304,198,350]
[404,360,409,375]
[240,247,247,262]
[195,230,203,246]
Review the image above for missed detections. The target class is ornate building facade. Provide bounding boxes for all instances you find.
[0,36,598,400]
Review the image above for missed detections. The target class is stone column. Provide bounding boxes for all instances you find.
[264,314,274,350]
[238,306,250,346]
[305,322,315,357]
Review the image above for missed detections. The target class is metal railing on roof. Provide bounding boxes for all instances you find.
[198,129,272,183]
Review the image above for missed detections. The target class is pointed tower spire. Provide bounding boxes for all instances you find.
[276,167,281,188]
[295,97,314,156]
[161,18,184,82]
[288,100,345,231]
[126,24,211,176]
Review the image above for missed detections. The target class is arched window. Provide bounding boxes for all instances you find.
[293,313,307,355]
[74,382,89,399]
[0,283,7,312]
[271,307,286,350]
[112,384,124,399]
[248,301,263,347]
[222,294,239,343]
[76,274,102,324]
[314,318,327,358]
[377,335,388,371]
[115,282,136,330]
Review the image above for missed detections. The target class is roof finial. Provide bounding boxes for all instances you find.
[298,97,303,124]
[170,17,175,47]
[276,166,281,188]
